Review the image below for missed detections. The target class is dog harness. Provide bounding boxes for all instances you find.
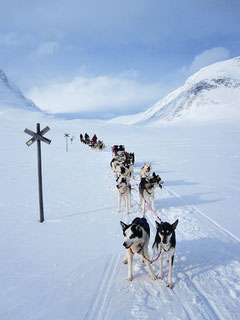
[129,243,162,263]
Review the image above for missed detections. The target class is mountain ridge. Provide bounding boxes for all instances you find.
[0,69,41,112]
[110,56,240,125]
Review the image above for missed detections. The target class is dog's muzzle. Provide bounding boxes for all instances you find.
[123,242,132,249]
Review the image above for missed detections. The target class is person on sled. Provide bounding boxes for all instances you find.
[117,145,125,156]
[84,133,90,144]
[91,134,97,144]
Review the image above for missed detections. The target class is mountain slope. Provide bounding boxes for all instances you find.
[110,56,240,125]
[0,69,40,112]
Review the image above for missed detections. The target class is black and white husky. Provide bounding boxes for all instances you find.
[110,157,122,173]
[120,217,156,281]
[116,176,132,214]
[151,219,178,288]
[139,172,164,214]
[116,164,133,182]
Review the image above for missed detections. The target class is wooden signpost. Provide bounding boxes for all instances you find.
[24,123,51,223]
[64,133,69,152]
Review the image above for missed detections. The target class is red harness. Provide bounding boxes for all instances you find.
[129,245,162,263]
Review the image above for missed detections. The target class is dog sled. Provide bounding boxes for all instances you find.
[112,145,125,157]
[79,133,105,150]
[112,145,135,165]
[89,140,105,150]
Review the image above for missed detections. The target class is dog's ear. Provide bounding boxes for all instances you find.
[135,224,142,232]
[155,221,161,228]
[172,219,179,230]
[120,221,128,231]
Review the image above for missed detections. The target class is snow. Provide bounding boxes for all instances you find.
[0,106,240,319]
[0,69,40,112]
[110,56,240,125]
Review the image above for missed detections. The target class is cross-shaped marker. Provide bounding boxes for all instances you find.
[24,123,51,222]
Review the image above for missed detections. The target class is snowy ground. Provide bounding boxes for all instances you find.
[0,109,240,320]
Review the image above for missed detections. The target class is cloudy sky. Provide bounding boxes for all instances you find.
[0,0,239,118]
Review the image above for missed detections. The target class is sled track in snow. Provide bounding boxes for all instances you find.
[83,253,122,320]
[120,177,230,319]
[95,149,240,319]
[174,274,224,320]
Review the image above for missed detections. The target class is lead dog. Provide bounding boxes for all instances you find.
[151,219,178,288]
[139,172,164,214]
[120,217,156,281]
[116,176,132,213]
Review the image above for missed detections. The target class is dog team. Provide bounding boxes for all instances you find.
[110,145,179,288]
[80,132,105,150]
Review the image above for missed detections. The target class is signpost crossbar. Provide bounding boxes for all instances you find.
[24,123,51,223]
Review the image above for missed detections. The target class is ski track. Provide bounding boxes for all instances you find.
[83,253,122,320]
[91,146,240,320]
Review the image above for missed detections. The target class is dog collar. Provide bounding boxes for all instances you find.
[129,244,143,255]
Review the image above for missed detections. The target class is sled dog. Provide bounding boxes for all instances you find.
[140,163,151,178]
[116,163,133,182]
[151,219,178,288]
[120,217,156,281]
[139,172,164,214]
[110,157,122,173]
[116,176,132,214]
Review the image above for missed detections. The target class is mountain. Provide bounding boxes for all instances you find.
[0,69,41,112]
[110,56,240,125]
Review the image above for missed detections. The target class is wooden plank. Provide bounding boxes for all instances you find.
[24,128,37,138]
[40,126,50,136]
[26,137,37,146]
[36,134,51,145]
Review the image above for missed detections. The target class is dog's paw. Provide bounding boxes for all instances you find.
[150,274,157,280]
[122,258,128,264]
[157,274,163,280]
[126,276,133,281]
[167,283,173,289]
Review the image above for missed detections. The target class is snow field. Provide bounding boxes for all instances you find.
[0,110,239,319]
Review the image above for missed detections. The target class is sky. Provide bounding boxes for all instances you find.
[0,0,240,119]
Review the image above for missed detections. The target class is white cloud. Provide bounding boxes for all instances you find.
[180,47,230,76]
[36,41,58,56]
[27,72,165,115]
[0,33,21,46]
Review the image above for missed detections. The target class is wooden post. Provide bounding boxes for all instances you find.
[37,123,44,222]
[24,123,51,223]
[65,133,69,152]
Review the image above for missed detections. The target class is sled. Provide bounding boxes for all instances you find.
[112,145,125,157]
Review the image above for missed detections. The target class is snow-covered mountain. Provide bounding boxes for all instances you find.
[110,56,240,125]
[0,69,40,112]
